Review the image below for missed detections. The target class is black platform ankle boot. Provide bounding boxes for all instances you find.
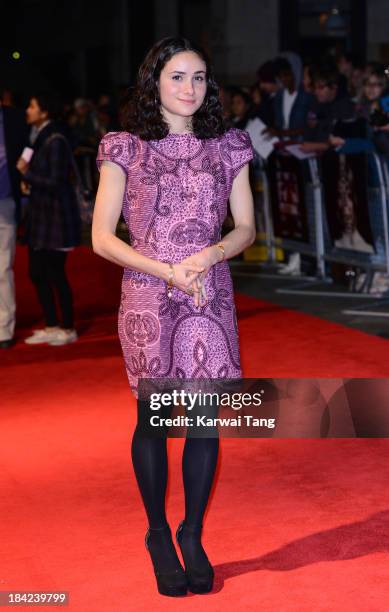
[176,520,214,594]
[145,524,188,597]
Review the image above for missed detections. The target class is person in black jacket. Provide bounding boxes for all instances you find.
[16,92,81,346]
[301,66,355,154]
[0,93,28,348]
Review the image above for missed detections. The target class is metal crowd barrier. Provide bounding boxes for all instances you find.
[341,155,389,317]
[248,149,389,303]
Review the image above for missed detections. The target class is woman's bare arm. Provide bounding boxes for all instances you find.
[218,163,256,259]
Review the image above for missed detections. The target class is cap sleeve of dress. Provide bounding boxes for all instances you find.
[96,131,135,175]
[225,127,254,179]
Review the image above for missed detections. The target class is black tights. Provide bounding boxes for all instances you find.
[131,429,219,529]
[131,424,219,570]
[28,247,74,328]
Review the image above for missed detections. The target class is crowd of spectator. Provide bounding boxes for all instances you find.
[219,51,389,277]
[222,51,389,154]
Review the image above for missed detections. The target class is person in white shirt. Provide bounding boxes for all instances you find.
[268,53,314,275]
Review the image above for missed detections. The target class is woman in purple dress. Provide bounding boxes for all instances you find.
[92,37,255,597]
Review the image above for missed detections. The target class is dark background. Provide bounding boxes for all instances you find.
[0,0,379,103]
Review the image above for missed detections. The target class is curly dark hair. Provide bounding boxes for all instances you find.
[120,37,226,140]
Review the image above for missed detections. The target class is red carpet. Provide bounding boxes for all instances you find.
[1,246,389,611]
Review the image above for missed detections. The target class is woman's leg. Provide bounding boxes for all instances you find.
[46,251,74,329]
[131,425,169,529]
[182,436,220,527]
[180,435,219,567]
[28,247,59,327]
[131,422,183,572]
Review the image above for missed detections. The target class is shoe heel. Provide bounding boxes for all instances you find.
[175,520,214,594]
[144,525,188,597]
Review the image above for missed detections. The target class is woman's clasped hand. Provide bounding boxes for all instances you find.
[170,245,222,307]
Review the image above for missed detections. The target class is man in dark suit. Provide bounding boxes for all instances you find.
[0,93,28,348]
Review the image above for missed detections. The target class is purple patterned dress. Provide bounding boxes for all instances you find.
[96,128,254,398]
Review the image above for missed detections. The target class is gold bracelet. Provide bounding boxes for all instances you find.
[215,242,225,262]
[167,263,174,298]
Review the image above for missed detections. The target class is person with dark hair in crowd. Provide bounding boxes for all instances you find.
[230,88,252,128]
[257,60,279,96]
[92,35,255,597]
[16,92,81,346]
[0,89,28,348]
[356,70,387,121]
[336,51,361,98]
[249,83,262,113]
[349,60,366,102]
[337,52,356,81]
[329,68,389,159]
[69,98,99,150]
[301,65,355,154]
[69,98,100,194]
[256,60,279,126]
[96,93,120,134]
[95,104,114,137]
[218,85,236,127]
[268,52,313,139]
[302,61,315,94]
[248,82,273,126]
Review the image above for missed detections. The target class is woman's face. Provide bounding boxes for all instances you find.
[231,94,248,119]
[363,78,384,102]
[159,51,207,120]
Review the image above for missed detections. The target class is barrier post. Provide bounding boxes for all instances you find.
[261,166,277,263]
[378,156,389,276]
[308,157,326,279]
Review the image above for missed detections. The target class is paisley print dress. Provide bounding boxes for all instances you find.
[96,128,254,398]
